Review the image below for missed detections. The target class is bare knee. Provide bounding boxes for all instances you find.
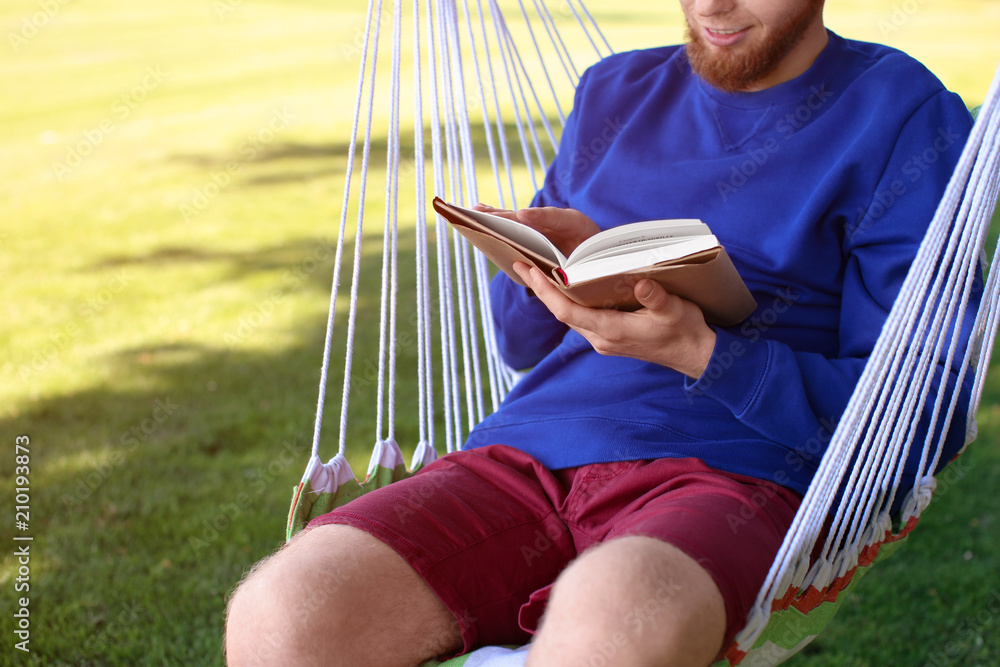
[224,524,461,667]
[224,528,348,667]
[528,536,726,667]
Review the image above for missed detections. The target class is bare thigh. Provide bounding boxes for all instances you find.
[526,536,726,667]
[225,524,462,667]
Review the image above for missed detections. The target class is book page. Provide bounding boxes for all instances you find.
[575,237,703,264]
[564,234,720,284]
[449,204,568,266]
[565,219,710,267]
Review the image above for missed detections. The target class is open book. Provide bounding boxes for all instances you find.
[433,197,757,326]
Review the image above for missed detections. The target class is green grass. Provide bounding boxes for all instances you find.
[1,0,999,665]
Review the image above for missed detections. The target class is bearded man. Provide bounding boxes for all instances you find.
[225,1,975,665]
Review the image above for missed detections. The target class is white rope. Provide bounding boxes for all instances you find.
[473,0,521,408]
[439,0,475,443]
[428,0,460,453]
[303,0,393,492]
[306,0,381,472]
[476,0,518,209]
[532,0,581,83]
[488,3,542,194]
[456,234,487,427]
[966,182,1000,427]
[515,0,571,122]
[460,0,505,206]
[442,0,490,430]
[568,0,613,56]
[413,0,433,452]
[300,0,604,485]
[737,60,1000,650]
[374,0,405,443]
[503,22,562,163]
[304,7,1000,665]
[829,178,979,557]
[562,0,613,60]
[336,0,386,464]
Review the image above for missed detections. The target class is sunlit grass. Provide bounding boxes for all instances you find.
[1,0,999,664]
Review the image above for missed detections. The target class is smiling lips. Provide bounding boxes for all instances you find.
[702,25,750,47]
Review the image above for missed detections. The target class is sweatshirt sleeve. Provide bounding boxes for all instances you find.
[490,273,569,370]
[489,68,596,370]
[685,90,978,481]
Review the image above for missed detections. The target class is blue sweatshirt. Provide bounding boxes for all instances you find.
[464,32,977,497]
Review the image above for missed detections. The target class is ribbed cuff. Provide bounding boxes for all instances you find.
[684,328,772,419]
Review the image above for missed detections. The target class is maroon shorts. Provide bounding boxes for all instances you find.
[306,444,800,654]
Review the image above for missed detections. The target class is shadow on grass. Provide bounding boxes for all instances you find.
[167,113,563,191]
[85,236,347,276]
[0,231,497,665]
[6,324,1000,665]
[6,182,1000,667]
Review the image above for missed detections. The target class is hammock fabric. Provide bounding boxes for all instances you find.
[284,0,1000,663]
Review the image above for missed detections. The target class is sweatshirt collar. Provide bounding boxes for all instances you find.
[694,30,841,110]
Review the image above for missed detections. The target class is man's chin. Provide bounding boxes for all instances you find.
[686,42,766,93]
[683,0,823,93]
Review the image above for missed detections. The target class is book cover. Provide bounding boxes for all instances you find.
[433,197,757,326]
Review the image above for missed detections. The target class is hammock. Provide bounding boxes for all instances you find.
[284,0,1000,664]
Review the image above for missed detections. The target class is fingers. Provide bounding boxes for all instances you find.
[515,207,595,233]
[477,204,601,251]
[511,261,532,283]
[514,263,715,376]
[634,278,672,312]
[516,267,677,323]
[475,205,561,230]
[515,263,607,332]
[473,203,519,222]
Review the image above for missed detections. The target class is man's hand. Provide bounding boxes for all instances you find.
[473,203,601,256]
[513,262,717,379]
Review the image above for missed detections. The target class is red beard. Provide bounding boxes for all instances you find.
[685,2,823,93]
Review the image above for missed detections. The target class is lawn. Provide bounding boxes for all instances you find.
[1,0,999,665]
